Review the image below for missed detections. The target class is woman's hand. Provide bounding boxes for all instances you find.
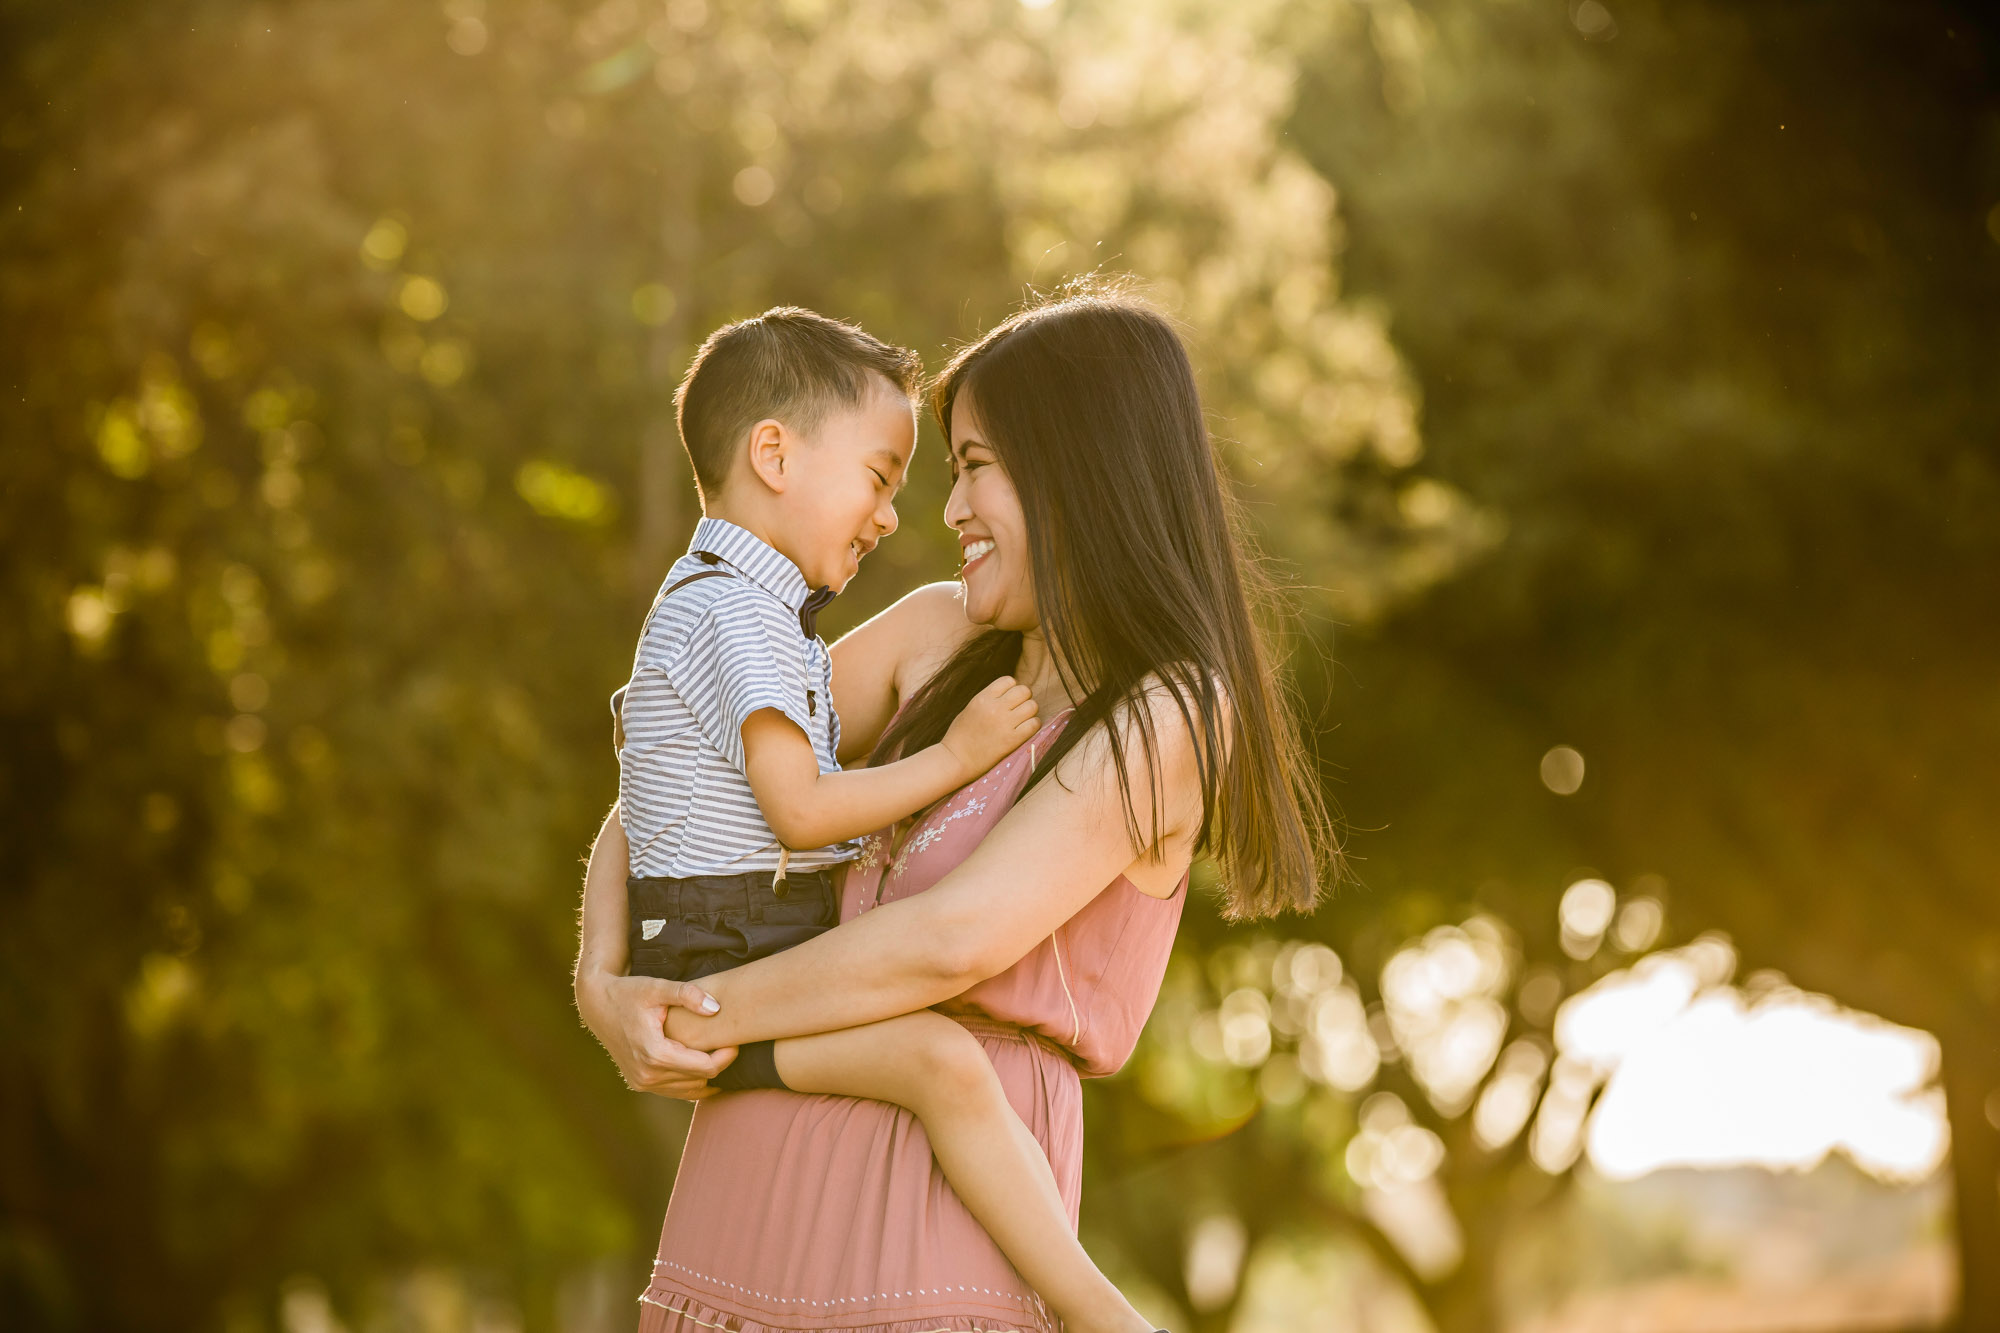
[576,969,736,1099]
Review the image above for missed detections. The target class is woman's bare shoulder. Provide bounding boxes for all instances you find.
[883,581,983,693]
[1054,670,1229,821]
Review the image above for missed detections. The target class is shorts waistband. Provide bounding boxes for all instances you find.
[628,868,841,890]
[627,867,841,905]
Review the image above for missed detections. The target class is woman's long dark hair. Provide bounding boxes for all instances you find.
[872,281,1333,918]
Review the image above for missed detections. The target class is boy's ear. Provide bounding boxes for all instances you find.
[744,417,789,495]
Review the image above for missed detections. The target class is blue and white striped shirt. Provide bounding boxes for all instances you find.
[614,517,854,877]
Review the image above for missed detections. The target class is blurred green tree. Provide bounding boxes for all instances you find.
[1282,0,2000,1326]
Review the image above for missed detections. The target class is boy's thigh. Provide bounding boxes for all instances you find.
[626,873,837,981]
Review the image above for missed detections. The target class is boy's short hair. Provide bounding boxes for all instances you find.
[675,307,924,501]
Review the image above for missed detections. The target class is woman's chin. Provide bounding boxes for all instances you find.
[957,583,1018,631]
[954,591,989,627]
[957,567,993,621]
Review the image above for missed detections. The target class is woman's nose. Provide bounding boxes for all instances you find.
[944,473,970,529]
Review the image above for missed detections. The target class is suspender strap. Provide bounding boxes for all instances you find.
[661,567,730,598]
[612,556,734,751]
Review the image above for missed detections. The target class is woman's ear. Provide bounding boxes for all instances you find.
[745,418,789,494]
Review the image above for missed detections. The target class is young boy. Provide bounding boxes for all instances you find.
[610,308,1155,1333]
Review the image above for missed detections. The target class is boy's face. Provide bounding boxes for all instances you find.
[779,380,916,593]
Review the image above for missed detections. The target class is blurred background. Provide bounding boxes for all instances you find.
[4,0,1998,1330]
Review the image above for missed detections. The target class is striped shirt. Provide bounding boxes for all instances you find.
[614,517,854,877]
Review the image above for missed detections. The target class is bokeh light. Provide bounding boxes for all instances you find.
[1540,745,1585,794]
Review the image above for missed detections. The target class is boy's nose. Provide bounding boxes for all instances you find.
[876,497,899,536]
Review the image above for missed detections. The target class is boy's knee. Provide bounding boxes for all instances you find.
[910,1024,1000,1110]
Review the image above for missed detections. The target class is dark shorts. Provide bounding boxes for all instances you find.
[627,868,840,1092]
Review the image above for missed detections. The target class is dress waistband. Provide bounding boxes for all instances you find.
[950,1013,1076,1065]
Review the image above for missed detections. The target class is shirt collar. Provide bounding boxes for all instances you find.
[689,516,814,611]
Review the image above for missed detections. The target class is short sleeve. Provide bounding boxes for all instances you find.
[660,593,816,773]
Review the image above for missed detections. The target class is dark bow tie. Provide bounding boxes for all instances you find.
[798,585,836,640]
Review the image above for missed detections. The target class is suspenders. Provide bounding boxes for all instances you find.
[661,553,732,599]
[610,553,730,752]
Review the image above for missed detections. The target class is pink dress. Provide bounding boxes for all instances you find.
[637,711,1187,1332]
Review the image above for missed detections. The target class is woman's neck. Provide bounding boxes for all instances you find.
[1014,626,1079,718]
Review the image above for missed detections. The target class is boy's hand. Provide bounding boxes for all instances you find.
[940,675,1040,780]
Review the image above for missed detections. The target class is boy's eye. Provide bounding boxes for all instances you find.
[870,468,889,486]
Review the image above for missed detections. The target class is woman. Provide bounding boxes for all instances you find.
[575,285,1329,1332]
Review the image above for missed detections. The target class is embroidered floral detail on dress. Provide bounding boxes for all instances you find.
[853,832,887,872]
[889,796,988,881]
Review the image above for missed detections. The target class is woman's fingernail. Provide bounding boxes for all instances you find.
[700,995,719,1014]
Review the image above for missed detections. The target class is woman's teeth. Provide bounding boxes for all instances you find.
[962,539,995,564]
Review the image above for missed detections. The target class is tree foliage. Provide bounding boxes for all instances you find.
[1285,0,2000,1325]
[4,0,1995,1330]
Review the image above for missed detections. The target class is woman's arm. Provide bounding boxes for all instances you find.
[665,685,1208,1051]
[572,804,738,1096]
[829,581,980,764]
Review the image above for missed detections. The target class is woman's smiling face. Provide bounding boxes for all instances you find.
[944,386,1038,632]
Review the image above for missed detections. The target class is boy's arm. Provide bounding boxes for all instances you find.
[743,675,1037,849]
[829,582,981,764]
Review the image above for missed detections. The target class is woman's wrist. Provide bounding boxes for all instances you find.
[574,958,624,1034]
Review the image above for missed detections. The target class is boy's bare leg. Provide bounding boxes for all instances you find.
[773,1011,1153,1333]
